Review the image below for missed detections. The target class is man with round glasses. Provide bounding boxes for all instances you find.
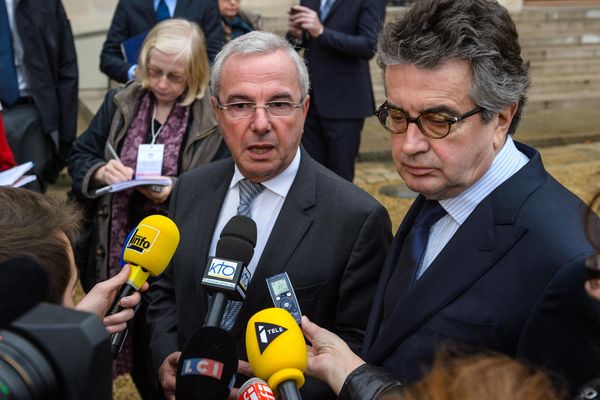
[358,0,600,395]
[146,31,392,400]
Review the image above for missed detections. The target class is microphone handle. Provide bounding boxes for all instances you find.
[278,380,302,400]
[204,292,228,327]
[110,301,141,358]
[107,283,137,316]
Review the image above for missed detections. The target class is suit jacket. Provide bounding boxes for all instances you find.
[147,150,392,398]
[362,142,600,394]
[295,0,386,119]
[100,0,224,83]
[13,0,78,182]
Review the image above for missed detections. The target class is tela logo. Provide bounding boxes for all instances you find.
[180,358,224,379]
[207,258,238,280]
[254,322,287,354]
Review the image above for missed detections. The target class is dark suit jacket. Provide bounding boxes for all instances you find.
[362,142,600,394]
[147,150,392,398]
[100,0,224,83]
[295,0,385,119]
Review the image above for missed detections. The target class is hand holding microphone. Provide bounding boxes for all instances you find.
[246,308,307,400]
[107,214,180,357]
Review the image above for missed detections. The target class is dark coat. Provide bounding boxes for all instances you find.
[147,151,392,399]
[362,142,600,394]
[100,0,224,83]
[14,0,78,181]
[295,0,386,119]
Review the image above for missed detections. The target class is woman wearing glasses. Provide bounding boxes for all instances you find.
[67,19,227,397]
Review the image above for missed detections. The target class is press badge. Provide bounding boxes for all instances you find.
[136,144,164,179]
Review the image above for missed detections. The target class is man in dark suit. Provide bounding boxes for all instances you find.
[287,0,386,182]
[294,0,600,397]
[146,31,391,400]
[100,0,224,83]
[0,0,77,191]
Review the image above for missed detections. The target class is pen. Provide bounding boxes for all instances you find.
[106,142,121,162]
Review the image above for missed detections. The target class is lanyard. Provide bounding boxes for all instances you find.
[150,104,165,145]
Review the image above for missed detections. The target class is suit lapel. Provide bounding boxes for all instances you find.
[191,162,235,300]
[323,0,344,22]
[173,0,191,17]
[232,151,316,335]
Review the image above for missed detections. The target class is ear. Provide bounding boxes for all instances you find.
[210,96,220,120]
[493,102,518,150]
[302,95,310,118]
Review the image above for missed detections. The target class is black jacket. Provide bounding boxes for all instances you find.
[15,0,78,182]
[339,364,402,400]
[100,0,224,83]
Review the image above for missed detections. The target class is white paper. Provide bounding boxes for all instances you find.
[94,177,172,197]
[0,162,35,186]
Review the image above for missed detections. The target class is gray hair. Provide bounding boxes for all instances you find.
[210,31,310,100]
[377,0,530,135]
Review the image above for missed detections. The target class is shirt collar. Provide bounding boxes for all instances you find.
[231,148,301,198]
[440,135,529,225]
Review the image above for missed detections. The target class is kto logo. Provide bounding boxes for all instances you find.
[126,225,160,254]
[207,258,238,280]
[180,358,224,379]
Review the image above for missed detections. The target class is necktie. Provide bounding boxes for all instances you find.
[382,200,447,320]
[0,0,19,106]
[156,0,170,22]
[320,0,334,20]
[221,179,265,331]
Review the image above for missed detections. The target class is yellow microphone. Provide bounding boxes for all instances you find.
[108,214,180,357]
[246,308,307,400]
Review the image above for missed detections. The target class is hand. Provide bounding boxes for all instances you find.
[136,179,173,204]
[586,279,600,302]
[93,159,134,185]
[301,315,365,395]
[289,6,324,39]
[159,351,181,400]
[288,7,304,39]
[75,264,149,334]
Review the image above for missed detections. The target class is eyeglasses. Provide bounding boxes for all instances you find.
[147,66,186,85]
[374,101,485,139]
[216,97,304,119]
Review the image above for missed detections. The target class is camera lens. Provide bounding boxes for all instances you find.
[0,330,59,400]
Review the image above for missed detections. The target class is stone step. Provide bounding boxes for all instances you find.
[512,6,600,23]
[520,32,600,47]
[522,43,600,61]
[517,19,600,36]
[530,58,600,75]
[530,73,600,94]
[528,90,600,112]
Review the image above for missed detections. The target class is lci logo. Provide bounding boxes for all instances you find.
[180,358,224,379]
[207,258,238,281]
[126,225,160,254]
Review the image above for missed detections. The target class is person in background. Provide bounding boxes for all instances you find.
[0,186,144,334]
[0,103,16,171]
[218,0,261,43]
[0,0,77,191]
[100,0,224,84]
[287,0,386,181]
[68,19,227,399]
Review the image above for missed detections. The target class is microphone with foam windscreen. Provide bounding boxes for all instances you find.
[246,308,307,400]
[237,377,276,400]
[202,215,257,327]
[176,326,239,400]
[108,214,180,357]
[0,256,49,328]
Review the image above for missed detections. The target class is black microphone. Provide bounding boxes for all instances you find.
[202,215,257,327]
[0,256,49,328]
[176,326,239,400]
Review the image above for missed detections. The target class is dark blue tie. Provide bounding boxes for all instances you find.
[383,200,447,320]
[156,0,170,22]
[0,0,19,106]
[320,0,334,20]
